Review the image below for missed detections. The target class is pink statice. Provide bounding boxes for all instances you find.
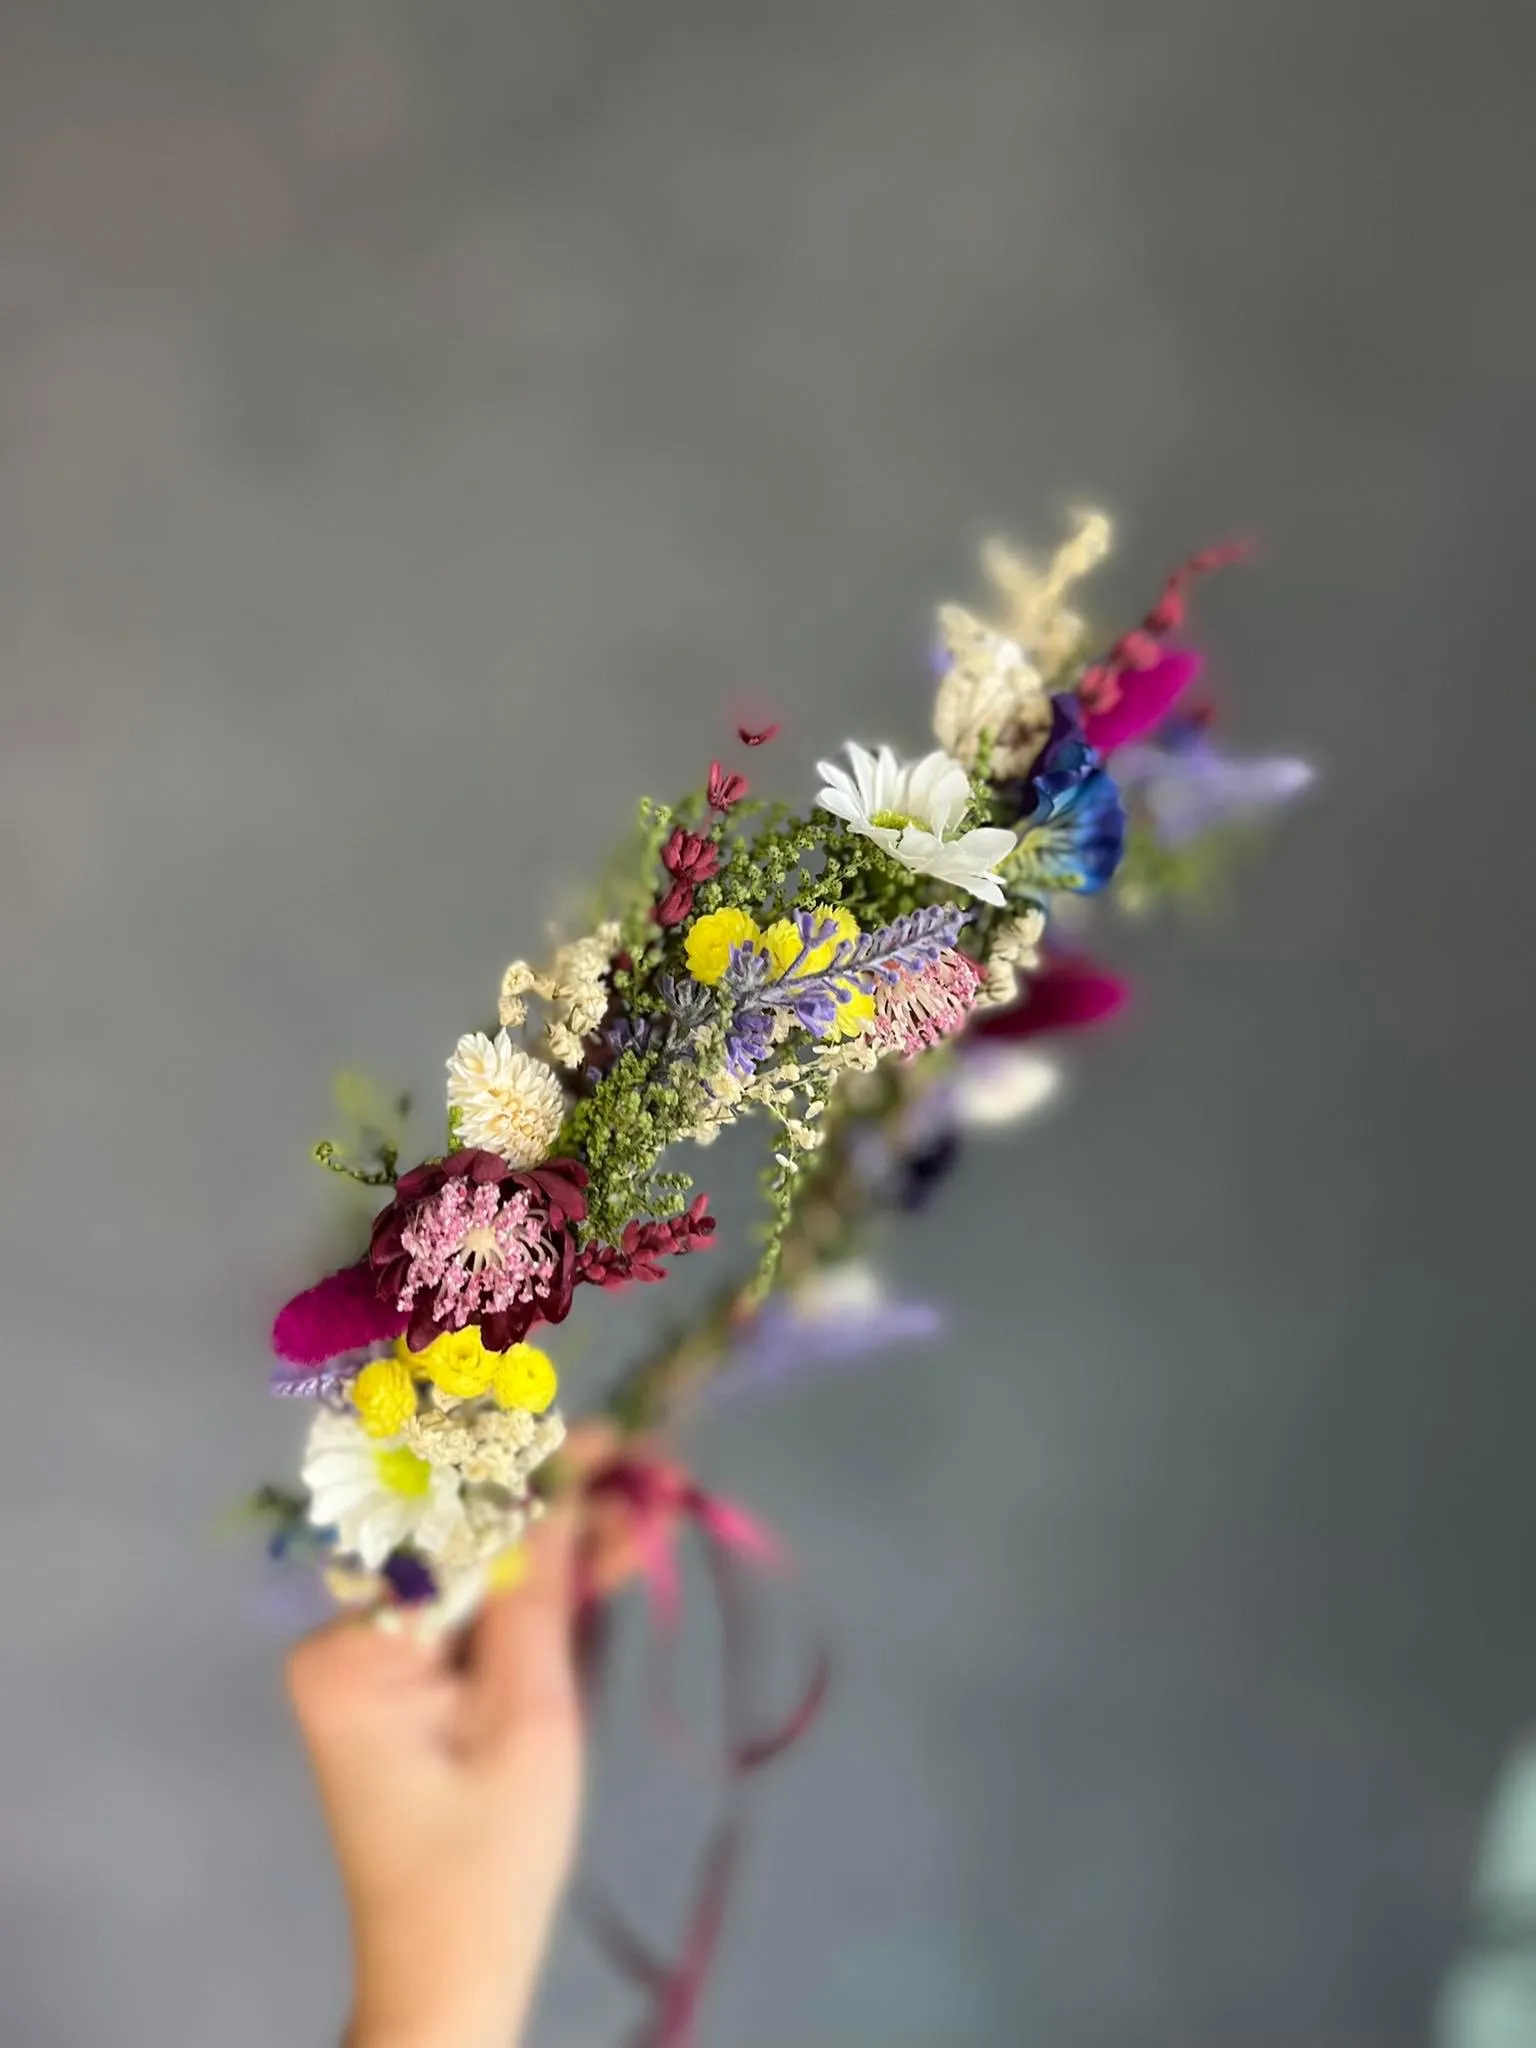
[870,946,983,1057]
[396,1175,556,1328]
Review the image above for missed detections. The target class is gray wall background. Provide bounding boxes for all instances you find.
[3,2,1533,2043]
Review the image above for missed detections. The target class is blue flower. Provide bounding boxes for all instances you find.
[1003,695,1126,895]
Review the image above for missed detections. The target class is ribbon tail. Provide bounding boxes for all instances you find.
[631,1816,745,2048]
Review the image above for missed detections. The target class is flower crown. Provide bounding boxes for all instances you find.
[255,511,1309,1626]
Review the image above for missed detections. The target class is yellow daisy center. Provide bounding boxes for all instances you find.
[869,808,919,831]
[373,1446,432,1498]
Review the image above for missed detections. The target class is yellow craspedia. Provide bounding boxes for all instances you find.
[492,1342,558,1415]
[684,907,760,985]
[352,1355,417,1438]
[404,1326,495,1400]
[762,905,859,980]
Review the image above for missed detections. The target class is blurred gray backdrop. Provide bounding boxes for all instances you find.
[3,1,1534,2043]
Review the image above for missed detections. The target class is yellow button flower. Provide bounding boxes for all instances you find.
[352,1355,417,1438]
[761,905,859,980]
[683,907,760,985]
[404,1327,496,1400]
[492,1341,559,1414]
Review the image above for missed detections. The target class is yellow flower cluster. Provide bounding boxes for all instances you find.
[685,904,873,1038]
[350,1329,559,1435]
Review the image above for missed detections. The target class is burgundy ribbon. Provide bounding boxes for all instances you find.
[576,1457,830,2048]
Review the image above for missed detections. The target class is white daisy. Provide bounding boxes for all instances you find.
[815,743,1018,905]
[302,1407,467,1570]
[445,1029,566,1166]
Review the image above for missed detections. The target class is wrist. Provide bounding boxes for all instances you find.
[346,2006,514,2048]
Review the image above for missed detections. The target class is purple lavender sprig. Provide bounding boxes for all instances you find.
[753,904,970,1018]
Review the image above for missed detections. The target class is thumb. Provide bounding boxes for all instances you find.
[467,1504,580,1744]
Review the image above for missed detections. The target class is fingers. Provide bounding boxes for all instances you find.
[467,1505,581,1741]
[285,1614,439,1747]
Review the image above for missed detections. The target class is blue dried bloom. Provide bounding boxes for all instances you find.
[1003,694,1126,895]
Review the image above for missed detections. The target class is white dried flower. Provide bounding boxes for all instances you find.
[977,959,1020,1010]
[990,906,1046,968]
[979,510,1113,681]
[932,605,1053,778]
[445,1029,566,1166]
[499,923,619,1050]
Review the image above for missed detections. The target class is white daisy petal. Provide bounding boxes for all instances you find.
[816,786,865,826]
[812,742,1019,902]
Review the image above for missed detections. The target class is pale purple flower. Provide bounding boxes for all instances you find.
[1113,728,1313,847]
[708,1262,943,1402]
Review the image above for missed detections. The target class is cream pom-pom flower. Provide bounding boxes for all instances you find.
[815,743,1017,905]
[301,1407,467,1570]
[445,1029,566,1166]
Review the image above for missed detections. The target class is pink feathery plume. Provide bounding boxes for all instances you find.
[272,1261,407,1366]
[973,956,1131,1042]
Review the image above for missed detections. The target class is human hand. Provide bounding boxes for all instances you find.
[286,1509,582,2048]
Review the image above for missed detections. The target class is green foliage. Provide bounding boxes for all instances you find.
[1114,819,1262,913]
[562,1043,713,1242]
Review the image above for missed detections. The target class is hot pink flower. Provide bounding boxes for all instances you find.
[1081,649,1202,753]
[973,955,1130,1041]
[871,948,983,1057]
[272,1261,407,1367]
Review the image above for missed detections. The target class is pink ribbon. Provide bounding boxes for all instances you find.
[576,1456,829,2048]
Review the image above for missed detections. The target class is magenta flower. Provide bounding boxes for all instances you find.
[368,1149,588,1352]
[272,1262,407,1368]
[973,955,1130,1042]
[1081,649,1202,754]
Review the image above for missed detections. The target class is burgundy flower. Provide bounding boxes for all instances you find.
[654,880,696,928]
[707,761,749,812]
[368,1148,589,1352]
[661,827,720,885]
[737,722,780,747]
[578,1195,716,1291]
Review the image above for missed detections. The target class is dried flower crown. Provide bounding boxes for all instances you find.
[254,511,1309,1624]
